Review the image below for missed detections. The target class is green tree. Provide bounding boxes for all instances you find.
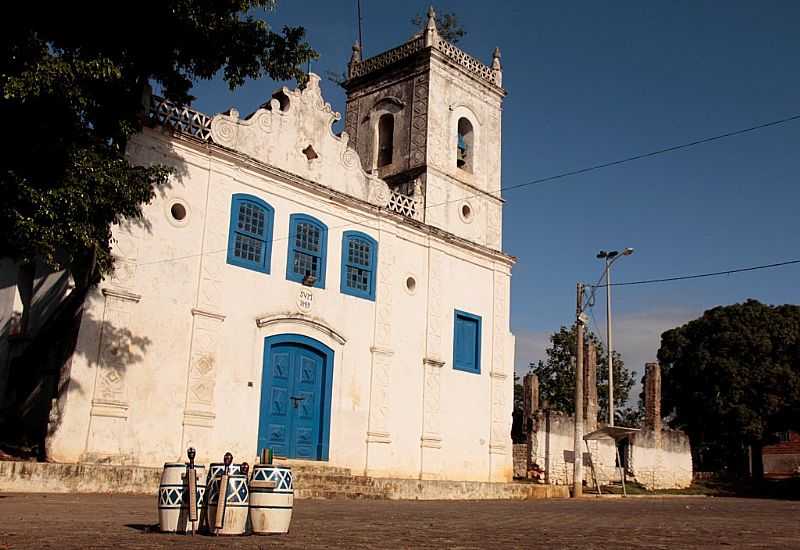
[1,1,316,287]
[411,9,467,44]
[658,299,800,478]
[530,325,636,424]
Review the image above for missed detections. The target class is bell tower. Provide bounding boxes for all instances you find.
[343,7,506,249]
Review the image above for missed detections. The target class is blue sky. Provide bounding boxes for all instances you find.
[189,1,800,396]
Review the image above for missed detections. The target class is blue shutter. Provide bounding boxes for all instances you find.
[453,310,481,374]
[340,231,378,301]
[226,193,274,273]
[286,213,328,288]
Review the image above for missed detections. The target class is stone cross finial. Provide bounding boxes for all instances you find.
[347,41,362,79]
[491,47,503,86]
[425,6,438,46]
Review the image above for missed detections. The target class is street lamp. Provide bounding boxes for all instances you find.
[596,247,634,427]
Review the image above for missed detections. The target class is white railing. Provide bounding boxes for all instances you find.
[387,190,422,221]
[149,95,213,142]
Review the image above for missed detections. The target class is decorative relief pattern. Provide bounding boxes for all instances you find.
[492,273,508,376]
[90,290,141,420]
[410,74,429,167]
[96,305,131,404]
[149,96,212,141]
[347,35,499,88]
[344,99,359,148]
[387,190,420,220]
[374,236,394,347]
[367,348,392,442]
[183,176,226,432]
[348,38,425,79]
[489,271,510,453]
[198,176,227,316]
[367,235,395,444]
[422,359,443,439]
[489,373,507,452]
[109,226,139,290]
[487,205,501,250]
[183,313,222,427]
[436,39,499,86]
[426,250,444,358]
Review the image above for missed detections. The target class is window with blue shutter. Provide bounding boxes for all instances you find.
[453,310,481,374]
[340,231,378,301]
[226,194,274,273]
[286,213,327,288]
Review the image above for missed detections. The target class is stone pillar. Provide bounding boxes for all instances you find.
[523,373,539,475]
[583,341,598,432]
[644,362,662,447]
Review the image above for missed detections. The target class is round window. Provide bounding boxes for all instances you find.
[405,276,417,294]
[459,202,474,223]
[170,202,187,221]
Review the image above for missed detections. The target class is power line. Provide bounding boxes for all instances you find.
[424,112,800,212]
[137,113,800,268]
[590,259,800,288]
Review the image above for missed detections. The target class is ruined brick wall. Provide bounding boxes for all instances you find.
[644,362,662,435]
[583,341,598,432]
[512,444,528,478]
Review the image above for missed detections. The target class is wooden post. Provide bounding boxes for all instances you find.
[214,452,233,531]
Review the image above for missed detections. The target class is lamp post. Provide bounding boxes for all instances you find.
[596,247,634,427]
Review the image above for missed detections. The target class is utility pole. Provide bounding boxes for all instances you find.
[573,282,585,498]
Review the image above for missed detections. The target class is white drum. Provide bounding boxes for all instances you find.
[206,474,249,536]
[157,462,206,533]
[206,462,242,483]
[249,464,294,535]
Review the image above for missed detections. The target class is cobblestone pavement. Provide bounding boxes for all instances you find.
[1,493,799,549]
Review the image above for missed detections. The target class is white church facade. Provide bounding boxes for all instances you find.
[45,14,516,482]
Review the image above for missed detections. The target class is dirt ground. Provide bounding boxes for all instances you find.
[0,493,799,549]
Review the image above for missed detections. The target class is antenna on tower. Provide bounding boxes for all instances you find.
[356,0,364,55]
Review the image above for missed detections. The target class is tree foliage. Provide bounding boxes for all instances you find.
[530,325,637,424]
[1,2,316,283]
[658,299,800,475]
[411,10,467,44]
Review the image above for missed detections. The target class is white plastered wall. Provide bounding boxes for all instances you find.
[47,123,515,482]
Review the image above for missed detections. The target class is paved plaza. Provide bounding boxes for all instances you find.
[0,493,798,549]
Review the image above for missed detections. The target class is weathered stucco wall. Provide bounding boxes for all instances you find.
[44,75,515,484]
[629,429,693,490]
[530,410,692,490]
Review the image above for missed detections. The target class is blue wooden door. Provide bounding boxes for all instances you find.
[258,337,328,460]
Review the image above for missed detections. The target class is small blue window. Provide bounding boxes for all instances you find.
[453,310,481,374]
[287,213,327,288]
[340,231,378,301]
[226,194,274,273]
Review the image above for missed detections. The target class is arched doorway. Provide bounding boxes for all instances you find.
[257,334,334,460]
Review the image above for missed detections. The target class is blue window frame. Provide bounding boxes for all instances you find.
[226,193,274,273]
[453,310,481,374]
[340,231,378,301]
[286,213,327,288]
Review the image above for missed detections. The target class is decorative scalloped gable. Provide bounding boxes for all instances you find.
[210,74,390,207]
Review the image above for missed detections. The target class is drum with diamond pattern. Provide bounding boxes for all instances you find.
[157,462,206,533]
[249,464,294,535]
[206,473,250,535]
